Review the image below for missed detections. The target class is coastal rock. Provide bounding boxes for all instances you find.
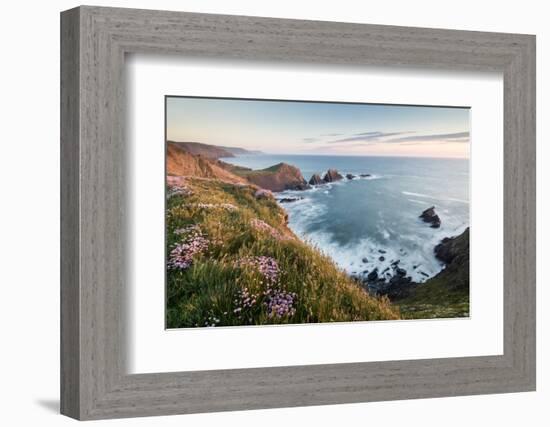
[434,230,467,264]
[323,169,344,183]
[245,162,309,192]
[359,173,371,177]
[366,268,379,282]
[278,197,303,203]
[385,228,470,305]
[433,228,470,291]
[419,206,441,228]
[362,257,368,263]
[292,182,312,191]
[365,272,414,298]
[308,174,323,185]
[395,267,407,277]
[346,173,355,180]
[379,256,385,262]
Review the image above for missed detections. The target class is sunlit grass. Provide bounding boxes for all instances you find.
[166,178,400,328]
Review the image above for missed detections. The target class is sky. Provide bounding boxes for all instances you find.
[166,96,470,158]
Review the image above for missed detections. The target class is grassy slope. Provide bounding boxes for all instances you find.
[395,229,470,319]
[166,178,399,328]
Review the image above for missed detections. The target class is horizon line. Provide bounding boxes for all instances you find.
[167,140,469,160]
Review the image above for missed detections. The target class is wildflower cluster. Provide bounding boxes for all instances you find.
[203,312,221,327]
[167,185,193,199]
[167,225,208,270]
[250,218,290,241]
[234,255,297,321]
[194,202,238,211]
[237,256,280,283]
[173,224,200,235]
[233,287,259,316]
[264,287,297,318]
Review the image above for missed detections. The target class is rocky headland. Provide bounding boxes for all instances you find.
[359,227,470,318]
[167,140,469,320]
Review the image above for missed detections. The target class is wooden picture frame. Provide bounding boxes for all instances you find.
[60,5,536,420]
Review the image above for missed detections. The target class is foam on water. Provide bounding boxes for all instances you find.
[225,154,469,284]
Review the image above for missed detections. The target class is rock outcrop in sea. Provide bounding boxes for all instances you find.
[278,197,303,203]
[323,169,344,182]
[419,206,441,228]
[346,173,355,180]
[308,174,323,185]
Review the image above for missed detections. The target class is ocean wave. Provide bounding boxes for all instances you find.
[402,191,469,204]
[407,198,428,205]
[286,220,445,284]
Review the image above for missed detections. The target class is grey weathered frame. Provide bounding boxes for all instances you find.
[60,5,536,421]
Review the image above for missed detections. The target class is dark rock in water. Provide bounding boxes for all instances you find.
[367,269,379,282]
[308,173,323,185]
[413,265,418,270]
[368,274,416,299]
[381,267,390,274]
[362,270,369,274]
[391,259,400,267]
[419,206,441,228]
[396,267,407,277]
[380,275,414,298]
[291,182,311,191]
[379,256,385,262]
[346,173,355,180]
[359,173,371,177]
[420,271,429,277]
[323,169,344,182]
[362,257,368,263]
[278,197,303,203]
[378,249,386,254]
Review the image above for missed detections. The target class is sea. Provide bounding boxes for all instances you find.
[221,154,470,282]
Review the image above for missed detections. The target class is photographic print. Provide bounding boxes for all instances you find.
[165,96,470,328]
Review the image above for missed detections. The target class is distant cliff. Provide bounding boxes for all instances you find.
[168,141,262,160]
[168,143,307,192]
[167,142,248,184]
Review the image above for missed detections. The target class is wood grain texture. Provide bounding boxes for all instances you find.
[60,7,80,419]
[60,6,536,420]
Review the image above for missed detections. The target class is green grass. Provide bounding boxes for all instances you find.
[395,259,469,319]
[395,278,469,319]
[166,178,400,328]
[228,162,286,178]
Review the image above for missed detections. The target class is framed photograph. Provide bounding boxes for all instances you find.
[61,6,536,420]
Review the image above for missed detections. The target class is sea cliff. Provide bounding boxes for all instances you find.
[166,142,469,323]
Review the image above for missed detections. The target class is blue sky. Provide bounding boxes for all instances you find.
[166,97,470,158]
